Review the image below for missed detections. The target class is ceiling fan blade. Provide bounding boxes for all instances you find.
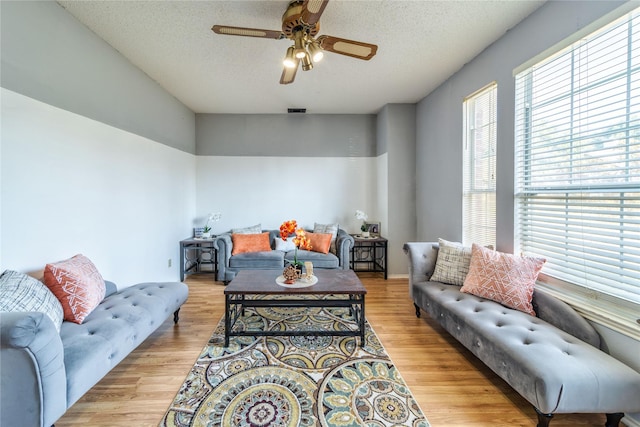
[317,35,378,60]
[280,60,299,85]
[212,25,284,40]
[301,0,329,26]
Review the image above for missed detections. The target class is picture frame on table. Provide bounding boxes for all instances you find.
[194,227,205,238]
[364,222,380,236]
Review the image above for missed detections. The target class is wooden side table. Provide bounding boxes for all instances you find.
[350,234,388,279]
[179,237,217,281]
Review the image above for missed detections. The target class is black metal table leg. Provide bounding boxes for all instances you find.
[224,294,230,347]
[360,295,366,345]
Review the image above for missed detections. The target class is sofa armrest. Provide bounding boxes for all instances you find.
[532,289,601,349]
[214,233,233,282]
[335,229,354,269]
[403,242,439,298]
[0,311,67,427]
[104,280,118,297]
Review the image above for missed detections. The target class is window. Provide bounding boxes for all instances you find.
[463,83,497,247]
[515,9,640,305]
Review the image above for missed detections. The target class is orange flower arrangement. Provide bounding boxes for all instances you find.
[279,220,297,240]
[279,219,311,267]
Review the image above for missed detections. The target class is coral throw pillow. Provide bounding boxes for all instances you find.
[303,232,332,254]
[232,232,272,255]
[43,254,106,324]
[461,244,545,316]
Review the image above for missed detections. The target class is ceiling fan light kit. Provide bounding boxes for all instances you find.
[283,47,297,69]
[212,0,378,85]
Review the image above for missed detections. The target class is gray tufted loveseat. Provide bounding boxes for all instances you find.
[404,242,640,427]
[0,280,188,427]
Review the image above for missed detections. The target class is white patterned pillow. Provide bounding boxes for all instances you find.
[231,224,262,234]
[430,238,472,286]
[313,223,339,254]
[0,270,64,332]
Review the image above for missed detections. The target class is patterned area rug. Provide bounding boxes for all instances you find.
[160,296,429,427]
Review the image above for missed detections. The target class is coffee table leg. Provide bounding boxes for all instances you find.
[360,295,366,346]
[224,294,230,347]
[349,294,355,318]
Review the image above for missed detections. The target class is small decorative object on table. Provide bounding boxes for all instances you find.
[279,219,311,284]
[282,264,300,284]
[201,212,221,239]
[303,261,314,282]
[355,209,369,238]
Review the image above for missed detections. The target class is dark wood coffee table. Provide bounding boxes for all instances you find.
[223,269,367,346]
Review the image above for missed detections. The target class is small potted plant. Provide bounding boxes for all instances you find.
[201,212,221,239]
[355,210,369,238]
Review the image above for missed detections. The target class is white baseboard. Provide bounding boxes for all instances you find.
[387,273,408,279]
[623,414,640,427]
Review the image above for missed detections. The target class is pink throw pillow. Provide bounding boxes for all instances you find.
[44,254,106,324]
[460,244,545,316]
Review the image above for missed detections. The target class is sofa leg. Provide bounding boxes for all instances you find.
[605,413,624,427]
[414,303,421,318]
[173,309,180,324]
[535,408,553,427]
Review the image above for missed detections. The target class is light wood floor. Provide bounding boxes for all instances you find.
[56,273,607,427]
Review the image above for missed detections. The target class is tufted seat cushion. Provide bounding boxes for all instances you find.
[413,279,640,414]
[60,282,188,406]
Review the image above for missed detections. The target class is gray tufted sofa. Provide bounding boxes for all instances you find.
[0,280,188,427]
[214,229,354,284]
[404,242,640,427]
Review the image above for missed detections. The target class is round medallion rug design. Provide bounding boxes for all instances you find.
[318,358,429,427]
[160,302,429,427]
[192,366,317,427]
[266,314,358,370]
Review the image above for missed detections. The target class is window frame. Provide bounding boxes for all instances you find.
[514,8,640,339]
[463,82,498,248]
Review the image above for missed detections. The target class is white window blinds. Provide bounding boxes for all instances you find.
[463,83,497,248]
[515,9,640,304]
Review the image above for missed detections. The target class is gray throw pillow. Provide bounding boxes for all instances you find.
[232,224,262,234]
[0,270,64,332]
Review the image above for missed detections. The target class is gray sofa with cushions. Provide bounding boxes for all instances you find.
[404,242,640,427]
[0,279,188,427]
[214,229,354,284]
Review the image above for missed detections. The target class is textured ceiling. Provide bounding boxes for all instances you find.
[57,0,545,114]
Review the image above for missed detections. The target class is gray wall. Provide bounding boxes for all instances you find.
[416,0,627,253]
[196,114,376,157]
[416,5,640,424]
[0,1,195,154]
[378,104,416,275]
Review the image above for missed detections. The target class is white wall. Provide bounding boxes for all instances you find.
[1,89,196,287]
[196,155,377,234]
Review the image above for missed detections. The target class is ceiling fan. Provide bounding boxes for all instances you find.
[212,0,378,85]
